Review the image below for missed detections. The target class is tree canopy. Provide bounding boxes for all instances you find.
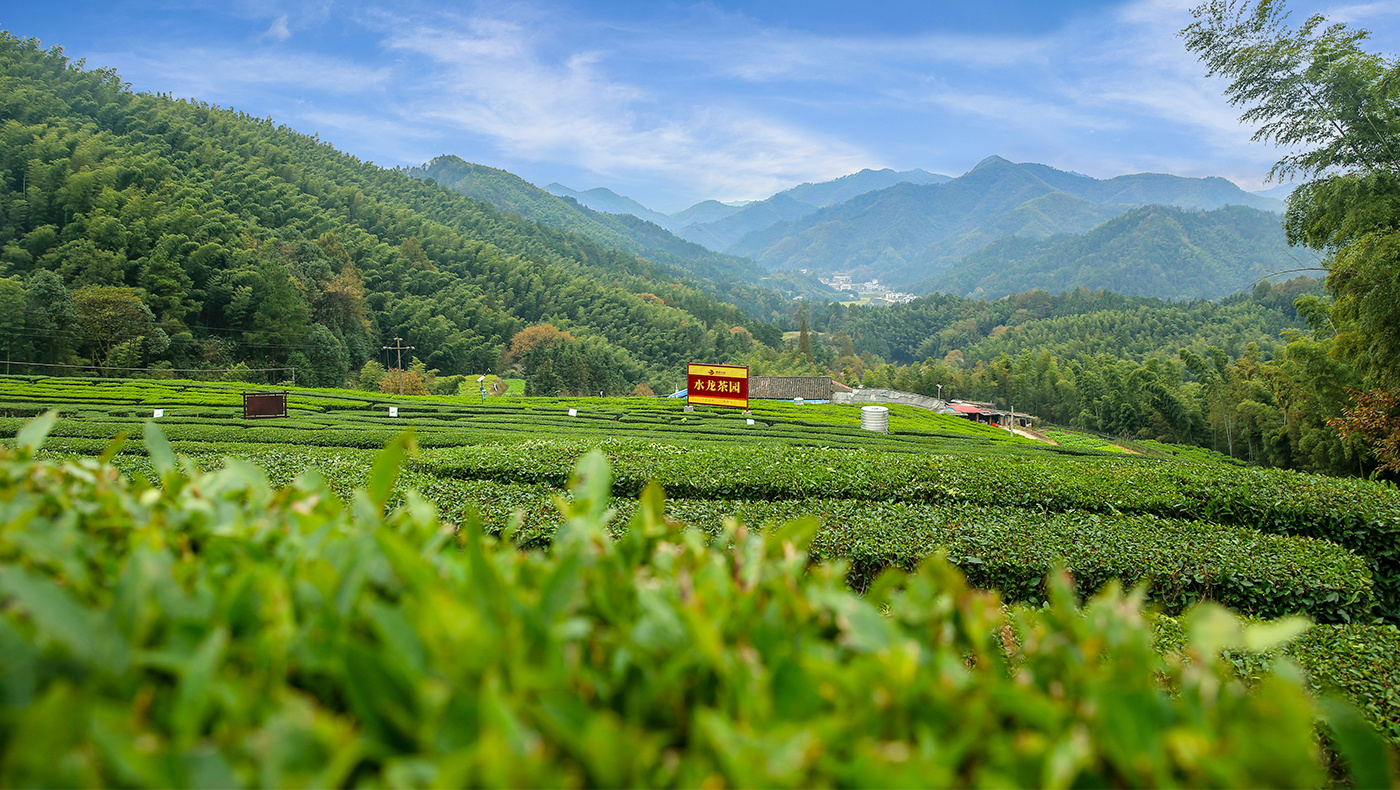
[1184,0,1400,469]
[1182,0,1400,182]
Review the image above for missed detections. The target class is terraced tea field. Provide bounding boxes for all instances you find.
[2,374,1398,745]
[0,375,1040,454]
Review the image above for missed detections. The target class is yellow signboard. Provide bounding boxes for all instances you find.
[687,363,750,408]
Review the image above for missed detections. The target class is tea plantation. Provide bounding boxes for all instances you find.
[1,375,1398,785]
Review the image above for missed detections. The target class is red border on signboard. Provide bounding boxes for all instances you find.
[687,363,749,409]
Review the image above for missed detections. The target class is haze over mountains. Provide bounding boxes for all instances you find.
[413,156,763,286]
[434,154,1297,302]
[410,156,840,310]
[546,167,951,251]
[724,156,1289,293]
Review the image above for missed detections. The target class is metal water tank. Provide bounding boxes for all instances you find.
[860,405,889,433]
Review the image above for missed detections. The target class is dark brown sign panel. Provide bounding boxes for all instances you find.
[243,391,288,419]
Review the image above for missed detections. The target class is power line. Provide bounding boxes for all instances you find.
[10,361,293,373]
[0,323,367,353]
[5,360,297,383]
[0,325,294,350]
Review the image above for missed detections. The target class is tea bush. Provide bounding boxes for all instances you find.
[420,441,1400,619]
[0,413,1392,787]
[687,499,1374,621]
[1152,618,1400,749]
[81,445,1379,622]
[1040,428,1129,453]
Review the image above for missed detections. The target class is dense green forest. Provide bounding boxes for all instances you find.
[0,34,788,393]
[729,279,1373,476]
[812,279,1318,365]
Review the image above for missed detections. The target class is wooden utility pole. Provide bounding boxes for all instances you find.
[382,336,415,395]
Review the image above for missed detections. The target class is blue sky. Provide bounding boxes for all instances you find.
[6,0,1400,211]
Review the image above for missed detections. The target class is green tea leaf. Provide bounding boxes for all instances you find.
[171,627,229,740]
[367,431,417,512]
[15,410,57,455]
[1242,615,1312,652]
[0,568,102,667]
[143,420,177,479]
[1318,695,1399,790]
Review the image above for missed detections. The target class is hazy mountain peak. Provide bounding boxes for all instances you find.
[777,167,951,210]
[971,155,1014,171]
[542,182,673,226]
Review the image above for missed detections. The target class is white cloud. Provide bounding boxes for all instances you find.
[87,0,1372,205]
[118,48,392,98]
[226,0,337,33]
[584,0,1276,186]
[371,8,877,202]
[1069,0,1292,168]
[718,31,1054,81]
[356,0,1288,201]
[262,14,292,42]
[291,108,439,163]
[1331,2,1400,24]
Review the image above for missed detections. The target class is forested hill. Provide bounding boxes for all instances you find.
[925,204,1309,300]
[801,278,1320,366]
[0,34,789,392]
[410,155,837,309]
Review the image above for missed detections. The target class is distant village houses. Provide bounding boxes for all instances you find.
[817,272,917,304]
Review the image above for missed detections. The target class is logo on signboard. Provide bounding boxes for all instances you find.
[686,363,749,409]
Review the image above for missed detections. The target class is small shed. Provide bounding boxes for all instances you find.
[947,402,1002,424]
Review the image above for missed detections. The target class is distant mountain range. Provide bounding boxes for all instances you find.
[781,168,952,207]
[724,156,1285,287]
[413,157,845,312]
[543,167,948,243]
[669,168,953,251]
[410,157,835,304]
[411,157,755,282]
[433,155,1299,303]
